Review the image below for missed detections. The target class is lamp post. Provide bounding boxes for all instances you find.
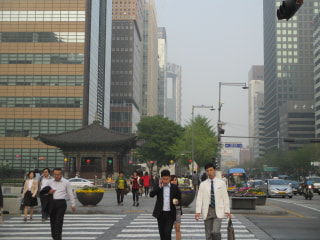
[192,105,215,175]
[216,82,248,173]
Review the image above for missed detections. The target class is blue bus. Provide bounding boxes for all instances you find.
[227,168,247,188]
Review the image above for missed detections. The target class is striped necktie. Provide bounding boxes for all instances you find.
[211,180,215,207]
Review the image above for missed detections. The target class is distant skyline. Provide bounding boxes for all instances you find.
[155,0,264,146]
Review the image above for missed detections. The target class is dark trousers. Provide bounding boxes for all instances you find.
[116,189,125,203]
[132,188,139,202]
[157,211,174,240]
[144,187,149,196]
[50,200,67,240]
[40,194,52,219]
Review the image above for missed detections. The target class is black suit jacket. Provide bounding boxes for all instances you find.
[150,184,181,221]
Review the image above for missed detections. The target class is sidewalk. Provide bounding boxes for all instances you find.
[31,188,287,216]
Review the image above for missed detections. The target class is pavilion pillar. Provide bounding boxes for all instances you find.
[76,153,81,177]
[102,153,106,181]
[114,154,119,173]
[63,153,69,179]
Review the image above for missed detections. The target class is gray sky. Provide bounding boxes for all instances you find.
[155,0,264,146]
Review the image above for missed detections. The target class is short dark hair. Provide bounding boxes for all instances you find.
[170,175,178,186]
[53,167,62,172]
[145,172,148,175]
[119,171,124,174]
[43,168,50,173]
[28,171,35,178]
[161,169,170,177]
[205,163,215,170]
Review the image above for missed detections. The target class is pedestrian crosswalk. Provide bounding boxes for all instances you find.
[0,213,260,240]
[0,214,126,240]
[112,213,259,240]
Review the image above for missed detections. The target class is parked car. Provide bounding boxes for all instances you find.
[285,180,299,195]
[305,176,320,194]
[68,178,94,189]
[263,179,293,198]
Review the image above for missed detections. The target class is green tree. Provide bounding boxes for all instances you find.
[174,115,217,168]
[136,115,184,167]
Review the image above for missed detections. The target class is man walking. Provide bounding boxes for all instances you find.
[150,169,181,240]
[195,163,231,240]
[38,168,53,221]
[48,168,75,240]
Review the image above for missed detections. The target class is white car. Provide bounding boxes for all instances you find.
[264,179,293,198]
[68,178,94,189]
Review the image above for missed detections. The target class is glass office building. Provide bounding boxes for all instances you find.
[263,0,320,151]
[0,0,112,174]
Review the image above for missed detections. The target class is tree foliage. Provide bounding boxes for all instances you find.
[136,115,184,167]
[239,143,320,178]
[173,115,217,168]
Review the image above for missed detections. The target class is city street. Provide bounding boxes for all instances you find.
[247,194,320,240]
[1,191,319,239]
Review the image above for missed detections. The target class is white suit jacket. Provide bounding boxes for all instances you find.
[196,178,230,220]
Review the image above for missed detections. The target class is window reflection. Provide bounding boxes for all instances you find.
[0,11,85,21]
[0,32,85,43]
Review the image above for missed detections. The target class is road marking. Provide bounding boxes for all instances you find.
[0,214,125,240]
[268,202,305,218]
[113,213,259,239]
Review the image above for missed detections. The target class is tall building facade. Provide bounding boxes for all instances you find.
[157,27,167,117]
[141,0,158,117]
[166,62,182,125]
[110,0,144,133]
[280,101,315,150]
[0,0,112,172]
[263,0,320,151]
[314,11,320,138]
[248,66,264,160]
[253,92,265,159]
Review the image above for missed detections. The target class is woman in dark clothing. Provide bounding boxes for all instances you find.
[171,175,182,240]
[130,171,140,207]
[21,171,38,221]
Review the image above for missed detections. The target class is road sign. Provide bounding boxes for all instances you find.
[224,143,243,148]
[263,167,278,172]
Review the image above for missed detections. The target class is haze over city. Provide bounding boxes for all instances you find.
[155,0,264,146]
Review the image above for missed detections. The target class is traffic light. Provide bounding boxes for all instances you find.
[277,0,303,21]
[218,126,225,134]
[107,157,114,174]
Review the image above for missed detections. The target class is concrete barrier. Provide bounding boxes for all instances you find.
[3,197,21,215]
[2,186,22,195]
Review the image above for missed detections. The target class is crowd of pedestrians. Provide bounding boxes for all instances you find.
[17,167,75,240]
[0,164,231,240]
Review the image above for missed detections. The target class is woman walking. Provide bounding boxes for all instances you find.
[171,175,182,240]
[130,171,140,207]
[21,171,38,221]
[115,171,128,206]
[142,172,151,198]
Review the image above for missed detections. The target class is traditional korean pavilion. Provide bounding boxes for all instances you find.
[36,120,138,179]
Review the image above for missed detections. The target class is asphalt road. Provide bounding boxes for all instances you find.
[245,194,320,240]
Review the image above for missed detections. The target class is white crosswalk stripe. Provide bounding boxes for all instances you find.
[112,214,259,240]
[0,214,126,240]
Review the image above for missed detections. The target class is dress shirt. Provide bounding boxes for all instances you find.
[162,183,171,211]
[40,177,51,190]
[28,179,33,190]
[49,177,75,207]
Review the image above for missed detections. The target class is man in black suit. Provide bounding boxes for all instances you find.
[150,169,181,240]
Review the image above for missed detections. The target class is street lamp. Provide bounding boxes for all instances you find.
[192,104,215,175]
[216,82,248,173]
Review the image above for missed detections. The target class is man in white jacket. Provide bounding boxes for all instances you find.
[195,163,231,240]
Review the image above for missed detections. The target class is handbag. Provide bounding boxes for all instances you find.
[20,199,25,211]
[227,218,235,240]
[124,186,130,195]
